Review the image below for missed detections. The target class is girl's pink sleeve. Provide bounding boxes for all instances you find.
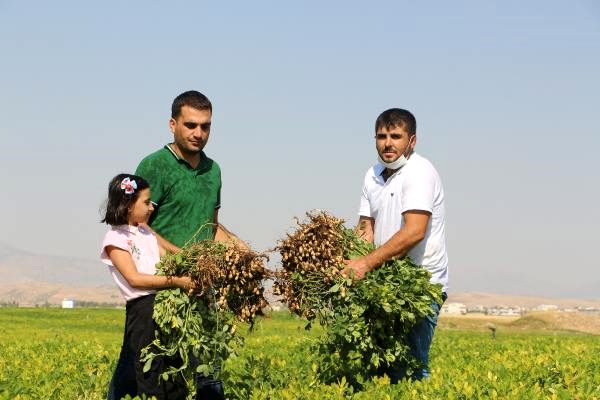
[100,230,130,267]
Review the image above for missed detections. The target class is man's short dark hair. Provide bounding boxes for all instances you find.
[375,108,417,136]
[171,90,212,118]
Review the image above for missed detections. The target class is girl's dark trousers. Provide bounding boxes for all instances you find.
[107,294,187,400]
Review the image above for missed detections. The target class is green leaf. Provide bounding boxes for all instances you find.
[143,358,152,373]
[197,363,211,377]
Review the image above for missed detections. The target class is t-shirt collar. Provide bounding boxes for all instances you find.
[115,224,141,234]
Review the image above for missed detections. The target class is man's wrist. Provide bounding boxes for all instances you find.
[363,253,380,272]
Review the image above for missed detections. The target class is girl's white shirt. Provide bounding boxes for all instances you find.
[100,224,160,301]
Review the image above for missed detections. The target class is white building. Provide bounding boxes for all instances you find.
[468,305,486,314]
[487,306,523,316]
[442,302,467,315]
[534,304,558,311]
[61,299,75,309]
[499,306,522,316]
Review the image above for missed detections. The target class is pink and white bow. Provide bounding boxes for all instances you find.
[120,177,137,194]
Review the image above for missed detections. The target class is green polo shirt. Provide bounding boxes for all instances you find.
[135,145,221,247]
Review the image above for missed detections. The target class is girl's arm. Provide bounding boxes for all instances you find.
[139,223,180,256]
[105,245,192,290]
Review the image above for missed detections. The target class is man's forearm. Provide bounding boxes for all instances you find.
[363,227,425,270]
[156,234,180,254]
[215,223,249,250]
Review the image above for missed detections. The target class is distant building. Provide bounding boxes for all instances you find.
[486,306,523,316]
[534,304,558,311]
[576,306,600,313]
[442,302,467,315]
[500,306,522,316]
[467,305,486,314]
[61,299,75,309]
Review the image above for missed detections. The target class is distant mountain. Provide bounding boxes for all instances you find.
[572,280,600,300]
[0,242,113,286]
[447,291,600,309]
[1,242,598,309]
[0,241,120,306]
[0,282,123,306]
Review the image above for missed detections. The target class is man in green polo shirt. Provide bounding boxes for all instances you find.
[136,90,244,249]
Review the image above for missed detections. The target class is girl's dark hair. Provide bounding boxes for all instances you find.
[101,173,150,226]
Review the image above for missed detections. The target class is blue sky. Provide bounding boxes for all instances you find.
[1,1,599,298]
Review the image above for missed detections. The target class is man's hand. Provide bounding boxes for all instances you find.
[342,257,371,280]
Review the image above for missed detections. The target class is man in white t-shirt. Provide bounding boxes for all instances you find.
[344,108,448,382]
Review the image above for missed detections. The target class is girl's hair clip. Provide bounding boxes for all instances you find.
[120,177,138,195]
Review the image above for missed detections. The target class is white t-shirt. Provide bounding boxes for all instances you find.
[358,153,448,292]
[100,225,159,301]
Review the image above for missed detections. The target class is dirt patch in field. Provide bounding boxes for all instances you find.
[439,314,518,332]
[509,311,600,335]
[439,311,600,335]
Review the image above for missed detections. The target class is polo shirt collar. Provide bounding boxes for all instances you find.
[374,163,401,182]
[374,163,386,177]
[164,144,210,172]
[375,163,402,184]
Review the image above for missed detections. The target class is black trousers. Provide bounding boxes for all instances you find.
[107,294,187,400]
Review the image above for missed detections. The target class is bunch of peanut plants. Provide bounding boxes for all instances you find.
[274,211,443,388]
[141,240,270,398]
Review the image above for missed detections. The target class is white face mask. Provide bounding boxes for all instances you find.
[377,153,409,170]
[377,138,413,170]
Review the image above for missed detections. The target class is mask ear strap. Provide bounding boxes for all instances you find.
[404,135,414,157]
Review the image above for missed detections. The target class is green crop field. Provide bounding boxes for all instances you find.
[0,308,599,400]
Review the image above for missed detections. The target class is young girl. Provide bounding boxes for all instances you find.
[101,173,190,400]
